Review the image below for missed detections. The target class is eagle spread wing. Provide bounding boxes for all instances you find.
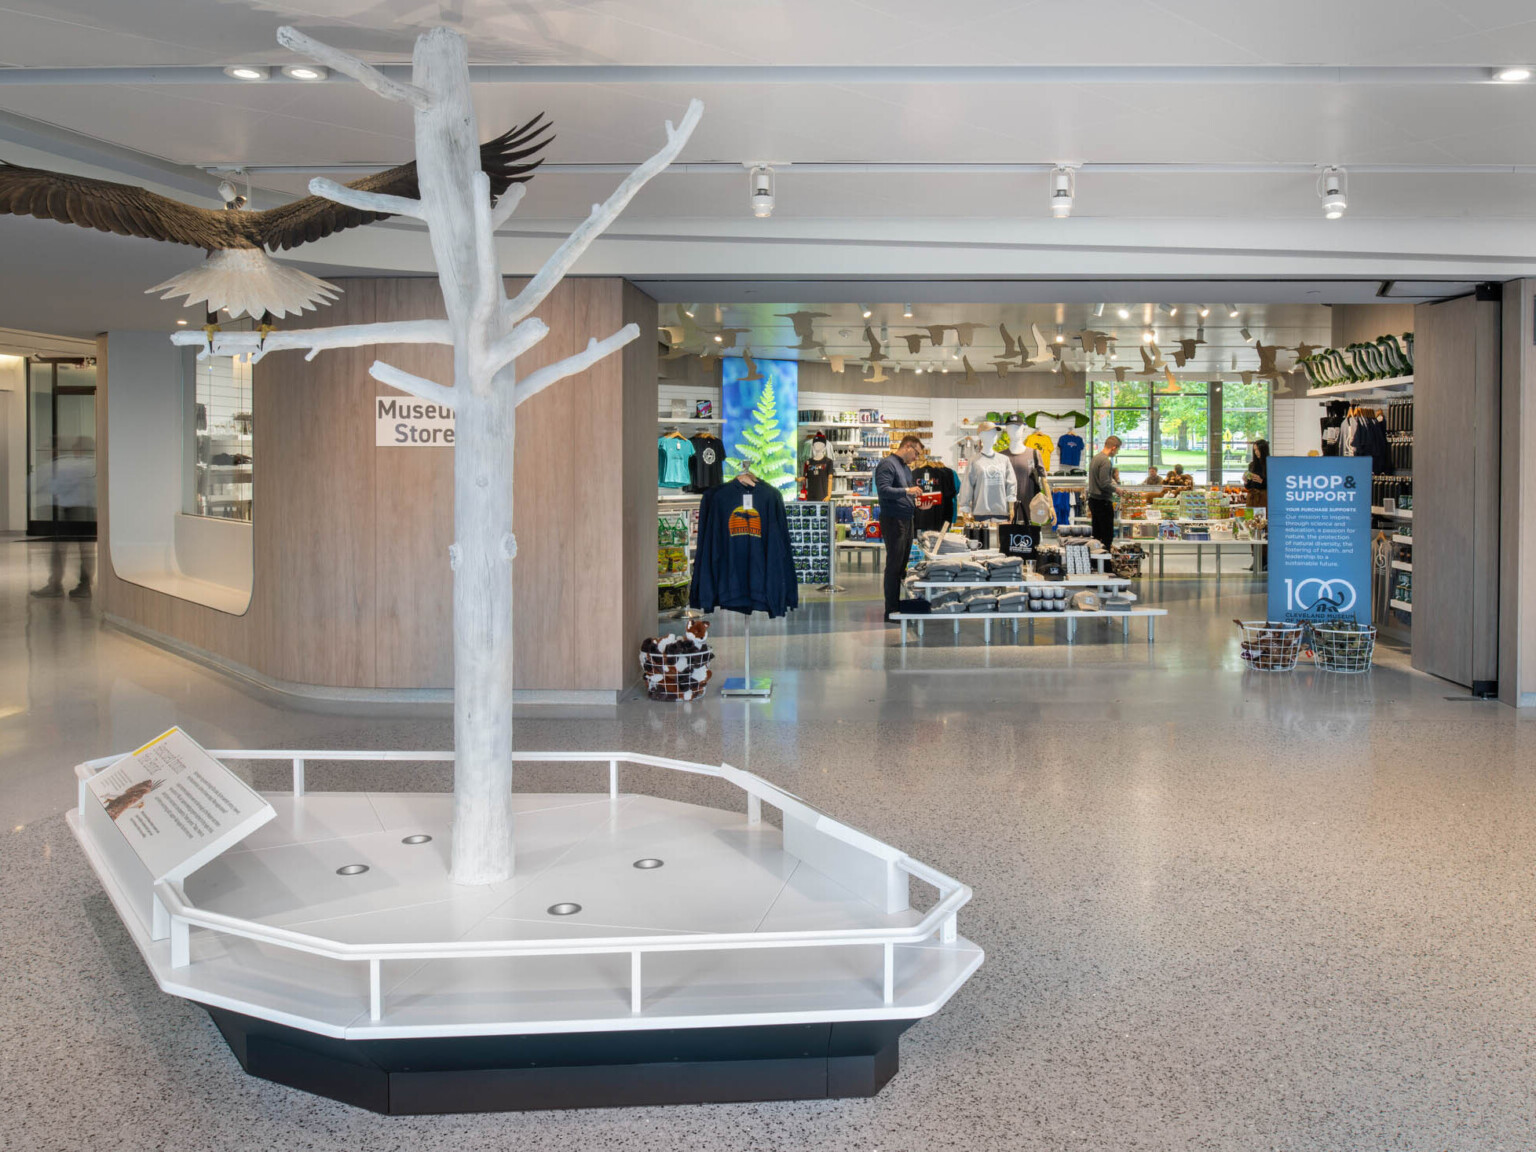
[0,112,553,252]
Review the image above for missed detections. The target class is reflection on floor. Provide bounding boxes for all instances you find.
[6,539,1536,1149]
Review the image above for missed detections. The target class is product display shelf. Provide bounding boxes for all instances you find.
[1391,560,1413,572]
[910,576,1131,591]
[1306,376,1414,398]
[1390,598,1414,613]
[799,421,888,429]
[892,607,1168,646]
[1371,506,1413,519]
[1392,534,1413,545]
[69,750,982,1113]
[657,416,724,426]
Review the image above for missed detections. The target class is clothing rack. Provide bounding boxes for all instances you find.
[720,615,772,698]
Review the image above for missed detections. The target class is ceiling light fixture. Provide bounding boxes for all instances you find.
[1197,304,1211,318]
[1319,166,1348,219]
[176,318,187,325]
[860,305,873,319]
[281,64,328,80]
[223,66,270,80]
[1493,66,1533,82]
[1226,304,1240,318]
[1093,303,1105,318]
[747,164,775,218]
[1158,304,1178,316]
[1116,306,1131,320]
[1240,326,1253,342]
[903,303,914,318]
[1054,324,1065,343]
[713,333,723,343]
[1142,328,1156,343]
[1049,165,1075,219]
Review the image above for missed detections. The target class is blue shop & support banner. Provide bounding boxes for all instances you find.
[1266,456,1373,626]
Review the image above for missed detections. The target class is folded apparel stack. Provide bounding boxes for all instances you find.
[956,560,989,582]
[929,589,967,613]
[985,556,1023,581]
[995,591,1030,612]
[924,559,963,581]
[919,530,972,556]
[964,591,999,612]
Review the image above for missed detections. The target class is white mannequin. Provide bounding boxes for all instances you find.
[1004,420,1041,519]
[810,439,828,461]
[960,424,1016,519]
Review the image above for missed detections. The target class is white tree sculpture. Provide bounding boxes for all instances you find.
[172,26,702,885]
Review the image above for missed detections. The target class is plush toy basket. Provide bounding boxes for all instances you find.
[1236,620,1304,672]
[639,622,715,701]
[1310,624,1377,673]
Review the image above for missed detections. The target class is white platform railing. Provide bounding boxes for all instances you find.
[75,750,973,1023]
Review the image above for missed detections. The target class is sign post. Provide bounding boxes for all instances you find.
[1267,456,1373,626]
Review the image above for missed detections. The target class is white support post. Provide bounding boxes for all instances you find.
[151,893,170,941]
[608,759,619,801]
[747,793,762,825]
[942,913,958,945]
[170,917,190,969]
[630,951,643,1014]
[369,959,382,1021]
[882,942,895,1005]
[292,757,306,798]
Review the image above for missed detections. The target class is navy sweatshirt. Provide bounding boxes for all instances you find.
[688,478,800,619]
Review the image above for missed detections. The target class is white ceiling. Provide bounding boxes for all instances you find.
[0,0,1533,340]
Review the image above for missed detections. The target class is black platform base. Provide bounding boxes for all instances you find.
[205,1008,918,1114]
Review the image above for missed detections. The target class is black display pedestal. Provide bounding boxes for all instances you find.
[206,1008,917,1114]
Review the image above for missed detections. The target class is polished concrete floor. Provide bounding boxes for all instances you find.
[5,538,1536,1151]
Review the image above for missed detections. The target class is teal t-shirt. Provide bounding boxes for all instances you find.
[659,436,695,488]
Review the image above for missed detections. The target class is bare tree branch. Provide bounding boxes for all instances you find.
[513,324,638,407]
[277,25,430,110]
[486,317,549,374]
[468,170,503,329]
[370,359,456,408]
[504,99,702,323]
[308,177,425,219]
[491,183,525,231]
[170,318,451,362]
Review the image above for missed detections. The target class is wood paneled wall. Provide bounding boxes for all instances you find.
[1412,294,1501,691]
[100,277,658,699]
[1500,279,1536,706]
[1330,303,1415,348]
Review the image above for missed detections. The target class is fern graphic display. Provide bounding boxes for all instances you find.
[728,380,797,492]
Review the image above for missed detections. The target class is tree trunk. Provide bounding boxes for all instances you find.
[449,388,516,884]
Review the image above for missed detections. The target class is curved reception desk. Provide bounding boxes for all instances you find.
[97,277,658,706]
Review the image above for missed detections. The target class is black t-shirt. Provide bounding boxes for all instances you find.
[688,434,725,491]
[803,456,835,502]
[912,464,959,531]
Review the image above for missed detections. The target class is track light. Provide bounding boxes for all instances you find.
[860,305,873,319]
[748,165,775,218]
[682,305,696,318]
[1158,304,1178,316]
[223,65,270,80]
[1054,324,1064,343]
[1319,167,1347,219]
[1493,66,1532,82]
[1197,304,1211,318]
[713,333,724,343]
[1116,306,1131,320]
[1240,326,1253,342]
[280,64,327,80]
[176,318,188,325]
[1093,303,1105,318]
[1226,304,1240,318]
[1049,166,1075,219]
[903,303,914,318]
[1142,328,1156,343]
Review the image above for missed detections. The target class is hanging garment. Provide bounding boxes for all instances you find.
[960,452,1017,519]
[687,433,725,491]
[689,478,799,618]
[1320,401,1347,457]
[658,436,694,488]
[1004,447,1042,521]
[1056,432,1086,468]
[1024,430,1055,470]
[912,464,959,531]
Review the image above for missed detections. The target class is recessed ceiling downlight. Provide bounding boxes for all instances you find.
[223,66,270,80]
[281,64,328,81]
[1493,66,1532,82]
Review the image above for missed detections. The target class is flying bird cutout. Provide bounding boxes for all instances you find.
[899,333,926,354]
[0,115,552,318]
[863,326,887,362]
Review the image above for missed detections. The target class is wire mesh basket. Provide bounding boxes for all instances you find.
[640,643,715,701]
[1236,620,1304,672]
[1311,624,1377,673]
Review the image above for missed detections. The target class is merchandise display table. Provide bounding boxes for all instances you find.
[892,607,1167,645]
[1130,538,1264,577]
[836,540,886,569]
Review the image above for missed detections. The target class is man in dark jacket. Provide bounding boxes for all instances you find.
[875,435,925,620]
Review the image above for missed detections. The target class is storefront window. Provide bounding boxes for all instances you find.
[1219,379,1270,483]
[1153,380,1210,485]
[1090,379,1152,477]
[190,350,253,521]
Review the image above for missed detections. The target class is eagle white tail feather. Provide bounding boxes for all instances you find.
[146,248,342,320]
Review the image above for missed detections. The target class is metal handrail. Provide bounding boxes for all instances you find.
[77,750,973,1023]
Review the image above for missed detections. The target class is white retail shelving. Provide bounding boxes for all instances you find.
[1304,376,1414,398]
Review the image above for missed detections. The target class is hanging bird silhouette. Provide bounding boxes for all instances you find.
[775,311,828,350]
[828,355,846,374]
[1061,363,1083,391]
[1114,366,1128,382]
[1291,342,1319,360]
[899,333,926,354]
[1171,338,1200,366]
[1255,341,1282,377]
[740,348,764,382]
[865,362,889,383]
[989,359,1012,379]
[1077,329,1108,355]
[1139,345,1157,375]
[1029,323,1053,362]
[920,324,950,347]
[863,326,887,362]
[949,322,983,346]
[708,327,750,349]
[1240,371,1254,386]
[962,355,978,385]
[0,115,553,318]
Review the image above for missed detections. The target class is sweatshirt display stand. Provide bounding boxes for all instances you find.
[720,616,773,698]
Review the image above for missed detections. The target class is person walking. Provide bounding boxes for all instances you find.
[31,436,96,600]
[1087,435,1121,552]
[875,434,925,620]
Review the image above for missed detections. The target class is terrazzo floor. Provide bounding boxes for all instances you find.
[5,538,1536,1151]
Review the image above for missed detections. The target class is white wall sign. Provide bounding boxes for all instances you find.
[376,396,455,447]
[86,727,274,882]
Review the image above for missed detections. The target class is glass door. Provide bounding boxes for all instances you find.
[26,359,98,538]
